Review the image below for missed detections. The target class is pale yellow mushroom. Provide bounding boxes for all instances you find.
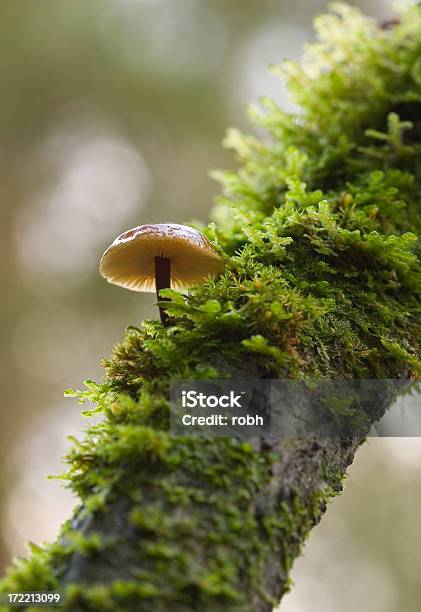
[99,223,224,324]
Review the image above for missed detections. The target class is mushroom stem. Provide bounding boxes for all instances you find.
[155,256,171,325]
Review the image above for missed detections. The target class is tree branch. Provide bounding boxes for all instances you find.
[1,4,421,611]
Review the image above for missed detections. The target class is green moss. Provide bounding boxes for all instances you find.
[1,3,421,611]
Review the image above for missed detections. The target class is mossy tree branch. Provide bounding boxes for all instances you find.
[1,4,421,611]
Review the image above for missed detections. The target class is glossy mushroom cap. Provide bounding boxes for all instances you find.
[99,223,224,292]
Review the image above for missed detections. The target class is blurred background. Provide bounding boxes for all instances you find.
[0,1,420,610]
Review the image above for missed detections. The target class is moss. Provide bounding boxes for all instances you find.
[1,3,421,611]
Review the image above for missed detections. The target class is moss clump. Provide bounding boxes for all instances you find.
[1,4,421,611]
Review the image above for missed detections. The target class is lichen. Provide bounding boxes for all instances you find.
[1,4,421,611]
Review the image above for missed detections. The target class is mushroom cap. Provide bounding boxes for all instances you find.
[99,223,224,292]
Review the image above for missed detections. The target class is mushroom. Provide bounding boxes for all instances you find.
[99,223,224,325]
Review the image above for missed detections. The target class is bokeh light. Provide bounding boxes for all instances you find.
[14,123,151,295]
